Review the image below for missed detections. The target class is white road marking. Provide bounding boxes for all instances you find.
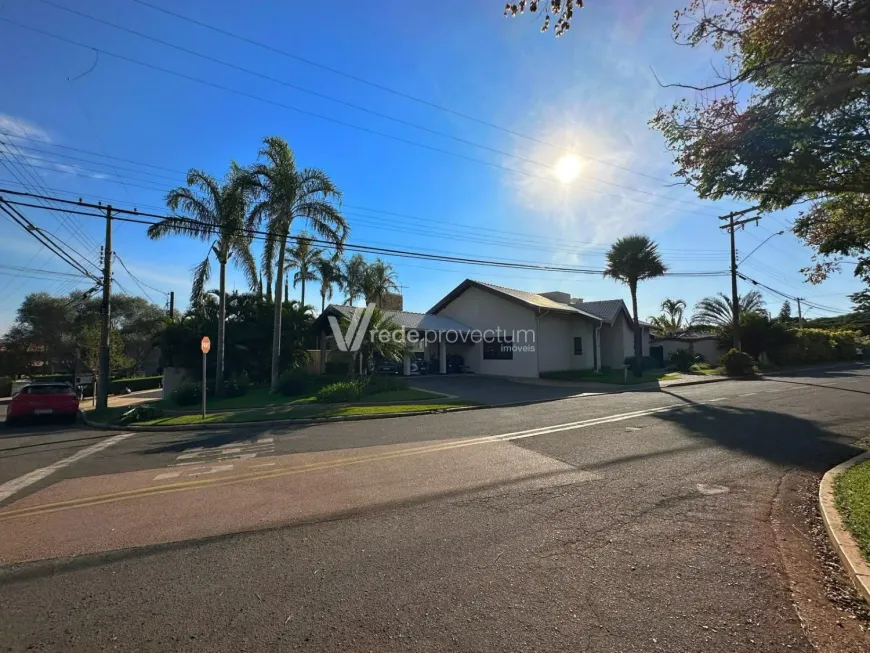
[251,462,277,469]
[738,392,757,397]
[153,471,181,481]
[697,484,729,495]
[0,432,135,503]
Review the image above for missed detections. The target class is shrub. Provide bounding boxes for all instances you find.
[277,370,317,397]
[721,349,755,377]
[362,375,407,396]
[109,375,162,394]
[0,376,11,397]
[119,403,164,425]
[324,361,350,376]
[690,362,714,373]
[314,379,364,403]
[222,374,250,398]
[769,328,861,365]
[172,382,203,406]
[668,348,695,373]
[624,355,660,370]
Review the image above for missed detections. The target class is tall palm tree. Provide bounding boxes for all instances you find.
[148,165,256,396]
[693,291,765,329]
[286,233,322,309]
[362,258,400,304]
[314,253,340,313]
[603,235,668,376]
[246,136,348,391]
[339,253,368,305]
[648,297,687,336]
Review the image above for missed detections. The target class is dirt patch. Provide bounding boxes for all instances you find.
[771,470,870,652]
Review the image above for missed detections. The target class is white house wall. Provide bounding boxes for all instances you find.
[436,286,539,378]
[656,338,724,364]
[536,312,596,372]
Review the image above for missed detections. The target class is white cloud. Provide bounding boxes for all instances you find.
[0,114,51,144]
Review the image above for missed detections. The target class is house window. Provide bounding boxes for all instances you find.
[483,335,513,360]
[573,337,583,355]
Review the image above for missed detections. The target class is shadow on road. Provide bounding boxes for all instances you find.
[652,401,863,473]
[764,377,870,396]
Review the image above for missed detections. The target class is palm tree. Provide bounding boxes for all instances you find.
[362,258,400,304]
[603,235,668,376]
[314,253,340,313]
[692,291,765,330]
[332,307,405,376]
[245,136,348,391]
[339,253,367,305]
[648,297,687,336]
[148,165,256,396]
[286,233,322,309]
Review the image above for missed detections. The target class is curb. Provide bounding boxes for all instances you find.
[818,450,870,606]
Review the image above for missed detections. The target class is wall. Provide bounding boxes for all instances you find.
[656,338,724,363]
[436,286,539,377]
[537,312,596,372]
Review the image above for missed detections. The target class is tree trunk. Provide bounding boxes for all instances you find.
[216,259,227,396]
[301,278,306,310]
[321,288,326,313]
[270,236,287,392]
[630,284,642,377]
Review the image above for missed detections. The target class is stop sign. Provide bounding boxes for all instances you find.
[201,336,211,354]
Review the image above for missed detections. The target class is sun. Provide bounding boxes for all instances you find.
[553,154,583,184]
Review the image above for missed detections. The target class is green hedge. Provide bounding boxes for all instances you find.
[769,328,860,365]
[108,375,162,394]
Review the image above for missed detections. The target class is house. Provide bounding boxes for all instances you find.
[313,279,652,378]
[428,280,650,378]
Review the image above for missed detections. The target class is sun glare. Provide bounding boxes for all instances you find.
[554,154,583,184]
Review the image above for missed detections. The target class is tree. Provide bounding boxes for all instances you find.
[362,258,400,305]
[852,290,870,314]
[648,297,687,335]
[339,253,367,305]
[148,165,256,396]
[286,233,322,310]
[650,0,870,285]
[333,308,405,376]
[502,1,585,37]
[693,291,765,330]
[603,235,667,376]
[778,301,792,322]
[246,136,348,391]
[314,253,340,313]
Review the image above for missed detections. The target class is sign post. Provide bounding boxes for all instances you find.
[200,336,211,418]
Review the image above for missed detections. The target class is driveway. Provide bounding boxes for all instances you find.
[411,374,609,405]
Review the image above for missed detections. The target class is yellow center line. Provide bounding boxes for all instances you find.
[0,403,688,522]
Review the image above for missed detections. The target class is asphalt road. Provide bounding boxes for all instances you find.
[1,365,869,651]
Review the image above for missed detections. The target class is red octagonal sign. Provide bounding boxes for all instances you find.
[201,336,211,354]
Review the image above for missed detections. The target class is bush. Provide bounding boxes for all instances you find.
[109,375,162,394]
[668,348,695,373]
[221,374,250,398]
[769,328,861,365]
[324,361,350,376]
[362,375,407,396]
[172,382,203,406]
[118,403,164,425]
[277,370,317,397]
[624,355,660,370]
[0,376,11,397]
[690,362,714,373]
[314,379,364,403]
[721,349,755,377]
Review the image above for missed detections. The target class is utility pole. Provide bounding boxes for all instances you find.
[97,206,113,411]
[796,297,804,328]
[169,291,175,319]
[720,208,760,352]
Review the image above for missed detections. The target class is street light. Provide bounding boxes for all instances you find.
[739,230,785,267]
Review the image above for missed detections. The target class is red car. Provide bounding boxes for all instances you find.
[6,383,80,426]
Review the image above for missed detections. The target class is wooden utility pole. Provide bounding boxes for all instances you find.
[720,209,760,351]
[796,297,804,328]
[97,205,113,411]
[169,291,175,319]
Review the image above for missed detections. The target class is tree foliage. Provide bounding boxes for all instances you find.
[651,0,870,284]
[502,1,585,37]
[648,297,687,335]
[692,291,765,330]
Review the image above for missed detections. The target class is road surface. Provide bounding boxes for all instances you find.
[1,365,869,652]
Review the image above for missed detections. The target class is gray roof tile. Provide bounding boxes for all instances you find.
[328,305,472,332]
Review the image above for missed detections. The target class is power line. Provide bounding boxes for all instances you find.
[2,17,728,219]
[39,0,726,216]
[113,252,167,303]
[128,0,739,192]
[0,189,730,278]
[0,263,90,279]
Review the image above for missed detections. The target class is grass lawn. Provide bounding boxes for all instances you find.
[135,400,474,426]
[541,369,681,385]
[835,458,870,562]
[689,365,725,376]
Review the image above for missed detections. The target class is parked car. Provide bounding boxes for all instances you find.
[5,383,80,426]
[375,361,400,375]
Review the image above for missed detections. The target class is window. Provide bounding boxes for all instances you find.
[573,337,583,355]
[483,335,513,360]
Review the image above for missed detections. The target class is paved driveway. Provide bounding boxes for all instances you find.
[411,374,606,405]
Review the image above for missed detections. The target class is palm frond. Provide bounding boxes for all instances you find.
[189,254,212,306]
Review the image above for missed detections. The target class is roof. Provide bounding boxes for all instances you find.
[651,331,719,341]
[571,299,651,328]
[318,305,472,333]
[429,280,602,322]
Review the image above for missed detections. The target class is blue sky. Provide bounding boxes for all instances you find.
[0,0,863,332]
